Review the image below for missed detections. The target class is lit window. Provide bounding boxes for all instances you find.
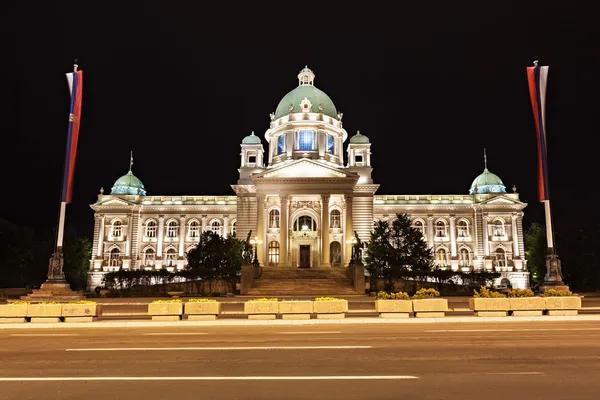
[294,215,316,231]
[295,130,316,151]
[436,248,447,266]
[145,220,157,238]
[412,220,424,234]
[494,248,506,267]
[144,248,155,266]
[269,209,280,229]
[111,220,122,237]
[211,220,221,235]
[277,135,285,155]
[165,248,177,267]
[166,220,178,238]
[330,209,341,229]
[436,221,447,237]
[268,241,280,265]
[457,220,469,237]
[188,220,200,238]
[326,134,335,155]
[459,248,470,267]
[109,248,120,267]
[493,220,505,236]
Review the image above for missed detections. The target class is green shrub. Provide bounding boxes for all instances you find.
[541,289,574,297]
[247,297,278,302]
[473,286,506,298]
[151,299,182,303]
[506,288,534,298]
[188,298,217,303]
[412,288,440,299]
[375,291,410,300]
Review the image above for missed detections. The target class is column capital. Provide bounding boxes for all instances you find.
[427,215,434,220]
[95,213,104,220]
[201,215,207,220]
[511,213,518,220]
[179,215,186,221]
[158,215,165,221]
[449,215,456,221]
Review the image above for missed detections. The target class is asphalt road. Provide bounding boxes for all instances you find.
[1,321,599,399]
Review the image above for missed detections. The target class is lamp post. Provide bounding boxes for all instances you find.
[250,236,262,267]
[346,236,357,266]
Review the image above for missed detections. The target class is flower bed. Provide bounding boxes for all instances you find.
[411,289,447,318]
[148,299,183,321]
[185,299,221,320]
[27,302,63,323]
[469,287,510,317]
[279,300,313,320]
[313,297,347,319]
[244,298,278,320]
[374,291,412,318]
[542,289,580,315]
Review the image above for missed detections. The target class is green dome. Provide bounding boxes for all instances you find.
[469,168,506,194]
[242,131,261,144]
[275,85,337,119]
[111,171,147,196]
[350,131,370,144]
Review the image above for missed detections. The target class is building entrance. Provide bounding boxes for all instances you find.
[299,245,311,268]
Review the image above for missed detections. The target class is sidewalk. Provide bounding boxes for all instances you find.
[2,315,600,330]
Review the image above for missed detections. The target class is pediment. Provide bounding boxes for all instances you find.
[478,195,523,205]
[95,197,137,207]
[254,159,357,180]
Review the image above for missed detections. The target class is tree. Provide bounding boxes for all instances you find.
[524,223,547,285]
[63,235,92,290]
[365,213,434,291]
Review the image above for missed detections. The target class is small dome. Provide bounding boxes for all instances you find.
[111,171,147,196]
[274,67,337,119]
[242,131,261,144]
[350,130,370,144]
[469,168,506,194]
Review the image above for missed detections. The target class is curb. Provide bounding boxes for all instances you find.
[1,315,600,329]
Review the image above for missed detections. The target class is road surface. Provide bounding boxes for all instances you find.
[1,320,599,399]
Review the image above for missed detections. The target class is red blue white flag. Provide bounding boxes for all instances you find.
[61,69,83,203]
[526,64,550,202]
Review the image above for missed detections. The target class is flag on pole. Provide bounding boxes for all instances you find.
[61,69,83,203]
[526,63,550,202]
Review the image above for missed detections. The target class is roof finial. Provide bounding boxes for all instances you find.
[73,58,78,72]
[533,57,539,67]
[484,148,488,170]
[129,151,134,173]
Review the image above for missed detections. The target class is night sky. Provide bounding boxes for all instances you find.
[8,3,583,238]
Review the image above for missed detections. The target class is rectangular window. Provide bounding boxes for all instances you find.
[247,155,256,164]
[277,135,285,155]
[326,134,335,154]
[295,130,316,151]
[355,155,363,163]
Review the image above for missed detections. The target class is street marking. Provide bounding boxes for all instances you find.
[483,372,544,375]
[66,345,372,352]
[10,334,79,337]
[142,333,208,336]
[0,375,418,381]
[426,328,600,333]
[278,331,341,334]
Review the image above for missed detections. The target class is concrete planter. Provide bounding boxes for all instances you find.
[185,302,221,320]
[244,301,278,320]
[313,300,348,319]
[544,296,581,316]
[61,303,97,322]
[148,302,183,321]
[412,299,448,318]
[279,301,313,320]
[375,300,412,318]
[0,303,28,323]
[509,297,546,316]
[468,298,511,317]
[27,304,63,323]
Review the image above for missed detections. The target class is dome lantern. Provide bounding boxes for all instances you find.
[298,65,315,86]
[469,150,506,194]
[110,152,147,196]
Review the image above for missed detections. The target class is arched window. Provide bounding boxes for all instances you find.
[231,221,236,237]
[166,220,178,238]
[326,134,335,155]
[459,248,470,267]
[436,248,447,266]
[494,248,507,267]
[412,220,425,234]
[188,220,200,238]
[330,209,341,229]
[493,219,505,237]
[143,248,155,266]
[109,247,120,267]
[294,215,316,231]
[268,241,280,266]
[269,209,280,229]
[111,220,122,237]
[145,220,157,238]
[436,220,447,237]
[165,248,177,267]
[211,220,221,235]
[330,241,342,266]
[277,135,285,155]
[457,220,469,237]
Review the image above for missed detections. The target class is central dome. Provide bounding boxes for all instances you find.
[274,67,337,119]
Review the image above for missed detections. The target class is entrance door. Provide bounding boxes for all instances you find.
[299,245,311,268]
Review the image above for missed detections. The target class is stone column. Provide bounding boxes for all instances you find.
[125,216,132,257]
[449,216,457,257]
[321,193,331,267]
[427,216,434,248]
[223,215,229,238]
[256,194,265,264]
[178,216,186,257]
[511,213,520,257]
[157,216,164,257]
[279,195,289,266]
[344,194,353,265]
[201,215,207,232]
[96,214,105,257]
[482,214,489,257]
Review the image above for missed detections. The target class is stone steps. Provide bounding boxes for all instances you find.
[248,267,357,295]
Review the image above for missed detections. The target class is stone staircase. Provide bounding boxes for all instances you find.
[247,267,358,296]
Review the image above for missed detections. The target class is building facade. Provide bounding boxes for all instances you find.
[88,67,529,290]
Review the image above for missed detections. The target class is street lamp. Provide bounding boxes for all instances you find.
[346,236,357,266]
[250,236,263,267]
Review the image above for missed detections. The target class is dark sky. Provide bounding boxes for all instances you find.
[8,2,583,238]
